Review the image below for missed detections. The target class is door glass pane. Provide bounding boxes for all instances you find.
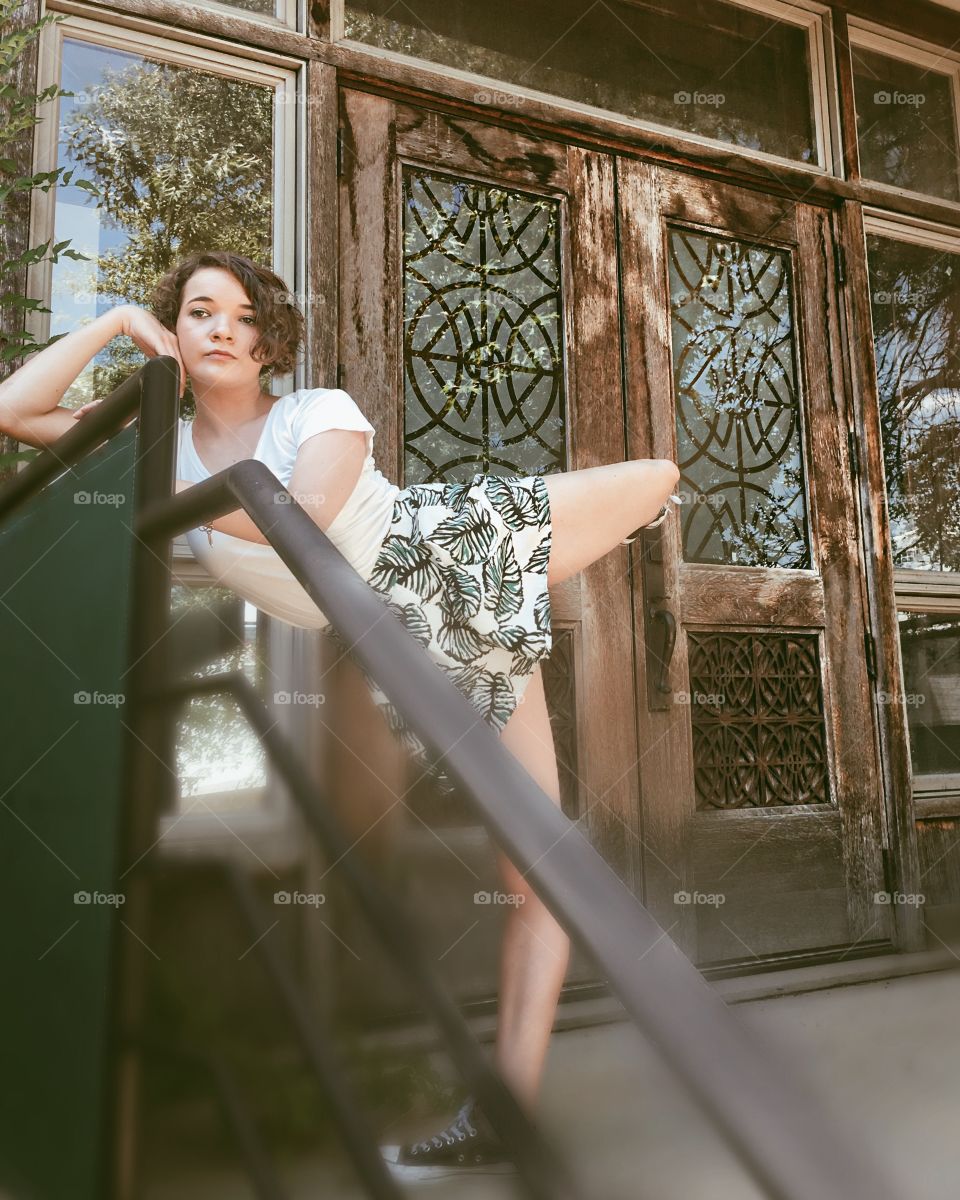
[898,613,960,781]
[172,585,267,813]
[402,168,566,484]
[668,228,811,569]
[866,235,960,573]
[52,38,274,408]
[852,46,959,202]
[346,0,817,165]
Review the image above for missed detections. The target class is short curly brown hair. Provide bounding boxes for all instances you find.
[150,251,305,377]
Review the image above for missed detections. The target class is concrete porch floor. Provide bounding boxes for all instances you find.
[143,958,960,1200]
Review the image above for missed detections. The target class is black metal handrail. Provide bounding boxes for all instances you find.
[0,357,899,1200]
[139,670,579,1199]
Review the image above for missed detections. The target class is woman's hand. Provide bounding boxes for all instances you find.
[71,306,187,423]
[115,304,187,398]
[72,398,115,421]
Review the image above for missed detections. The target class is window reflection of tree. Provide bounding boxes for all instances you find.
[171,584,268,812]
[852,48,959,202]
[897,613,960,777]
[867,236,960,573]
[669,234,810,569]
[56,46,273,411]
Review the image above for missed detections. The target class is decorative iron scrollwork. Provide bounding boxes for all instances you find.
[668,229,811,569]
[403,168,566,484]
[688,631,829,809]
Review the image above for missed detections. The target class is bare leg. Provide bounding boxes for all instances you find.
[489,458,680,1112]
[543,458,681,586]
[492,664,570,1114]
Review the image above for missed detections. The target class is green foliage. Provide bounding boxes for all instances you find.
[54,52,274,410]
[0,0,101,470]
[59,58,272,309]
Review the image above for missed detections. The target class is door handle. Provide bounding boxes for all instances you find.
[638,526,676,711]
[647,603,677,695]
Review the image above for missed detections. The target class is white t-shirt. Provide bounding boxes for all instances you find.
[177,388,400,630]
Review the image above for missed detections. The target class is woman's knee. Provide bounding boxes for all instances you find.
[634,457,680,491]
[543,457,681,585]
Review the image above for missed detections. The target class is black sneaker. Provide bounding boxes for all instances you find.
[381,1096,517,1180]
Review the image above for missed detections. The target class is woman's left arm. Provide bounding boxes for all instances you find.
[173,428,366,545]
[175,478,270,543]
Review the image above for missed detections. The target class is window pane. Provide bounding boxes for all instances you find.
[172,586,267,813]
[345,0,817,164]
[402,169,566,484]
[866,235,960,573]
[852,46,959,201]
[898,612,960,780]
[51,38,274,408]
[668,229,810,569]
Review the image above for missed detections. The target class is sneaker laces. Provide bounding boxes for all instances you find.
[411,1099,479,1153]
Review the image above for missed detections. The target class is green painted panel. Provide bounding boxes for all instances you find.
[0,426,139,1200]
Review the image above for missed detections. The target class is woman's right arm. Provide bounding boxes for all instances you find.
[0,305,185,449]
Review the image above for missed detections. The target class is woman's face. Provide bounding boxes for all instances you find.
[175,267,265,391]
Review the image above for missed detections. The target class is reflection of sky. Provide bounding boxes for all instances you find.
[51,39,146,342]
[175,596,267,798]
[51,39,160,400]
[914,388,960,428]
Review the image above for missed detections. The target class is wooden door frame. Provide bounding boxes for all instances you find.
[331,88,647,1017]
[617,157,916,963]
[330,83,924,975]
[834,199,924,952]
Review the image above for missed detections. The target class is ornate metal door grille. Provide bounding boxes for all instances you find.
[688,630,830,810]
[403,168,567,484]
[668,229,811,570]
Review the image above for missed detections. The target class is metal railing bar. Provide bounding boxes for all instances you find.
[123,1031,289,1200]
[217,858,404,1200]
[140,477,900,1200]
[204,1050,291,1200]
[0,367,145,523]
[3,360,898,1199]
[144,670,582,1200]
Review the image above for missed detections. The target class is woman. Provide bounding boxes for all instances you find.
[0,251,681,1177]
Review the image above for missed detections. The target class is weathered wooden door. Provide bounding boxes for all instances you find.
[618,162,890,968]
[333,90,640,1015]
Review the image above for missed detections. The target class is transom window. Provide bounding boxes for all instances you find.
[849,21,960,203]
[342,0,834,169]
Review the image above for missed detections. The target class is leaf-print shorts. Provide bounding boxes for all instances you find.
[339,472,554,796]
